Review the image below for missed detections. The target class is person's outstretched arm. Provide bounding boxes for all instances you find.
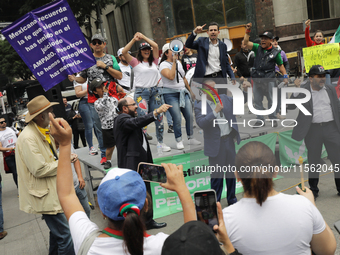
[296,186,336,255]
[49,113,84,220]
[160,163,196,222]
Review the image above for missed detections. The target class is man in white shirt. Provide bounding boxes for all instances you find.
[185,22,236,86]
[0,116,19,187]
[291,65,340,198]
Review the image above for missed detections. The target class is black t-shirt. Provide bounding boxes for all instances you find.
[181,53,197,73]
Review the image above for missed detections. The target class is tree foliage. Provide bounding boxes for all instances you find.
[0,40,33,81]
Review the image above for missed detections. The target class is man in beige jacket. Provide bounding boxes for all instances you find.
[15,95,75,255]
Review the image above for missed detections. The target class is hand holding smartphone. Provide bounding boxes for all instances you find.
[194,190,219,231]
[137,162,167,183]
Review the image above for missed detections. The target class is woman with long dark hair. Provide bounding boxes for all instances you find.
[49,114,196,255]
[222,141,336,255]
[122,33,171,152]
[159,43,200,150]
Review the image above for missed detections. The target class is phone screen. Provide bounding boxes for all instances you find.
[194,190,218,231]
[334,220,340,234]
[138,163,167,183]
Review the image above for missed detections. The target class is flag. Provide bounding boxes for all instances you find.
[329,24,340,44]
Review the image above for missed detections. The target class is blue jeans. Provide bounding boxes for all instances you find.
[78,98,94,148]
[43,213,75,255]
[163,93,193,142]
[0,183,3,232]
[75,185,91,219]
[165,111,173,126]
[134,87,164,143]
[253,81,276,120]
[89,103,106,158]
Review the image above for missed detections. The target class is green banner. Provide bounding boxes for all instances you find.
[151,133,278,219]
[278,130,327,167]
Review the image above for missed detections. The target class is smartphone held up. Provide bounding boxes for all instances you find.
[137,162,167,183]
[194,190,219,231]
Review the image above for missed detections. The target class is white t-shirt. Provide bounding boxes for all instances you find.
[0,127,18,149]
[223,193,325,255]
[129,57,160,88]
[69,211,168,255]
[118,63,135,91]
[159,60,186,90]
[73,74,88,99]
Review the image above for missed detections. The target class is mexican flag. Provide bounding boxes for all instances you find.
[328,25,340,43]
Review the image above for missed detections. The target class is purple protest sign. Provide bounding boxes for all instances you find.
[1,0,96,91]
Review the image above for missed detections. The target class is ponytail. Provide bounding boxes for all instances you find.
[120,203,145,255]
[235,142,276,206]
[159,50,169,65]
[122,212,145,255]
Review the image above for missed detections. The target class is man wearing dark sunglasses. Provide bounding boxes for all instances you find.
[0,116,19,188]
[68,34,124,165]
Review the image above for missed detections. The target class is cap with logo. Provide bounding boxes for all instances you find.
[117,47,131,56]
[139,42,151,50]
[97,168,146,221]
[89,78,105,92]
[259,31,273,39]
[91,34,105,42]
[308,65,327,76]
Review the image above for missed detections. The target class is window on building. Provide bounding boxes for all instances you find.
[171,0,246,34]
[172,0,195,35]
[121,2,137,52]
[107,12,120,55]
[307,0,330,20]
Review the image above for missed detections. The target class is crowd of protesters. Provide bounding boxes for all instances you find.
[0,16,339,255]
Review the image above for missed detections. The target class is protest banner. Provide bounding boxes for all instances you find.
[151,133,278,219]
[278,130,327,167]
[1,0,96,91]
[302,43,340,73]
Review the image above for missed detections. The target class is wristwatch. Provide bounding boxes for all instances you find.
[105,65,109,71]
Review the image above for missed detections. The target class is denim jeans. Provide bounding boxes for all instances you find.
[134,87,164,143]
[43,213,75,255]
[75,185,91,219]
[163,93,193,142]
[89,103,106,158]
[165,110,173,126]
[78,98,94,148]
[5,155,18,188]
[253,81,276,120]
[0,183,3,233]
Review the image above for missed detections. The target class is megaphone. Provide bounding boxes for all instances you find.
[169,38,184,54]
[223,38,233,52]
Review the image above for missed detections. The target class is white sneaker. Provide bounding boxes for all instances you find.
[188,138,201,145]
[89,146,98,155]
[176,141,184,150]
[159,142,171,152]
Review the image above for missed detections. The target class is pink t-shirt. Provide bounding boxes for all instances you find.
[129,57,160,88]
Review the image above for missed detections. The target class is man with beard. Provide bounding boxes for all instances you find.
[291,65,340,199]
[113,97,171,230]
[243,23,288,128]
[117,47,135,92]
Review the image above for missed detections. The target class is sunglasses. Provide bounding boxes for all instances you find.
[92,40,103,45]
[0,121,6,124]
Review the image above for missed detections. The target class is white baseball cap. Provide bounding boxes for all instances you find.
[117,47,131,56]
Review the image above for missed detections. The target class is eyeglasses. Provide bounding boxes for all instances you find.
[0,121,6,124]
[92,40,103,45]
[124,103,137,107]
